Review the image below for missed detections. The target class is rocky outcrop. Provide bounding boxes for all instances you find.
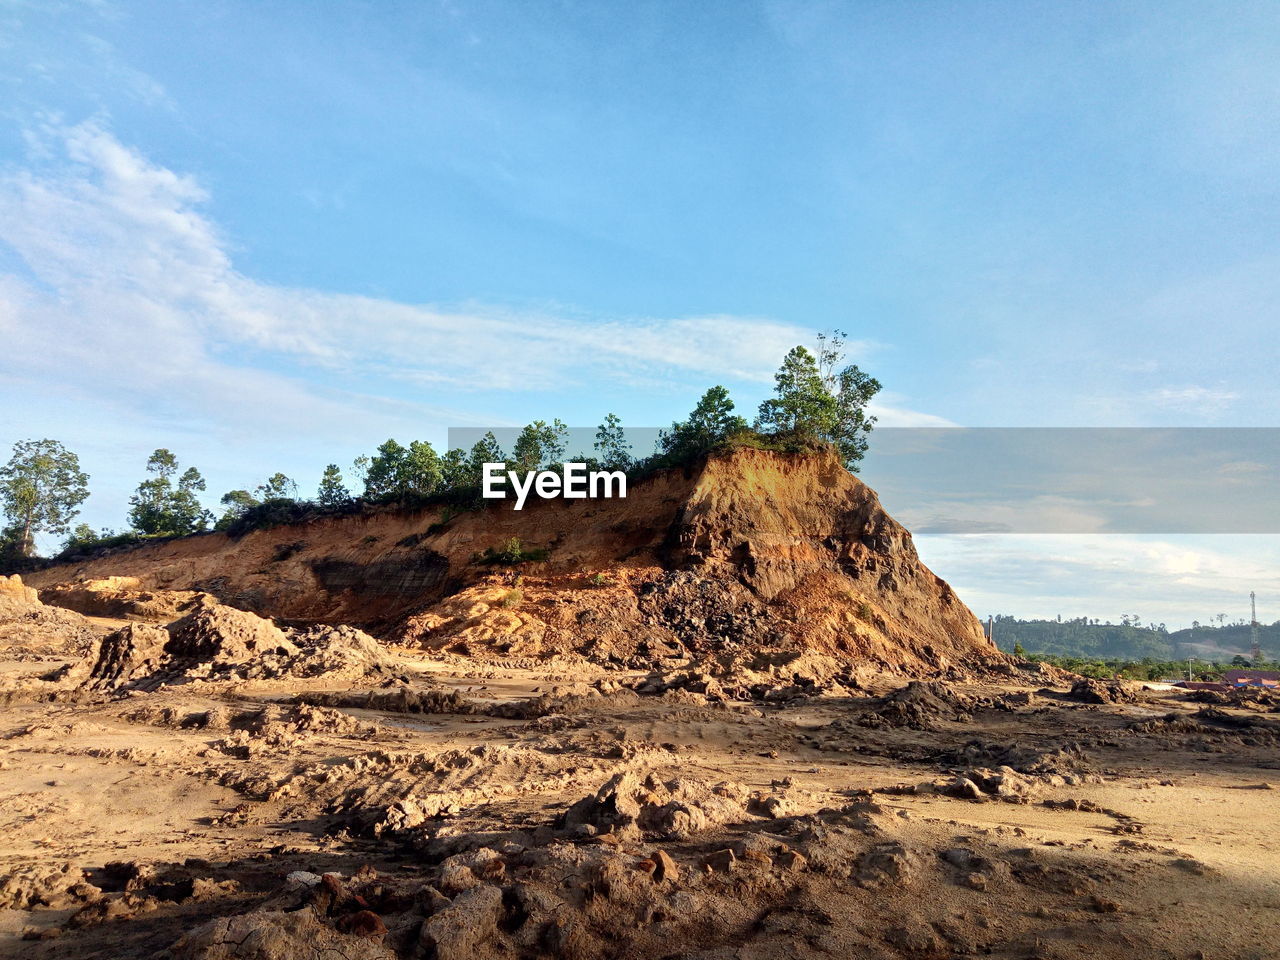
[28,449,996,674]
[0,573,39,604]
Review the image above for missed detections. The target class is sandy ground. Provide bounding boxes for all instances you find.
[1,641,1277,960]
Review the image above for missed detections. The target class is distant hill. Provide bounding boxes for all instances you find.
[991,615,1280,663]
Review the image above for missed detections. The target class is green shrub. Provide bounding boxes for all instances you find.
[475,537,549,566]
[499,588,523,608]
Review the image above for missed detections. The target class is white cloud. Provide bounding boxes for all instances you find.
[0,121,856,397]
[915,533,1280,627]
[1147,385,1240,412]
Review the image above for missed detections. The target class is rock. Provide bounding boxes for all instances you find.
[775,849,808,872]
[438,863,480,894]
[748,791,800,818]
[855,843,919,888]
[653,849,679,883]
[336,910,388,938]
[703,849,737,873]
[947,777,987,801]
[419,884,505,960]
[0,574,38,603]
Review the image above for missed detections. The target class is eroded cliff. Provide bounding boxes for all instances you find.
[27,448,994,675]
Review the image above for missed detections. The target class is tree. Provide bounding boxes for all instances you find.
[658,386,748,460]
[439,448,471,491]
[467,433,507,480]
[406,441,443,497]
[756,346,831,433]
[361,439,443,500]
[316,465,349,507]
[512,420,569,472]
[756,333,881,471]
[364,440,410,499]
[256,473,298,501]
[169,467,211,532]
[214,489,259,531]
[60,522,106,554]
[595,413,633,471]
[1013,641,1026,658]
[0,439,90,556]
[128,449,212,536]
[351,455,371,493]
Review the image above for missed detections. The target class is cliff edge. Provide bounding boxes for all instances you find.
[27,448,996,675]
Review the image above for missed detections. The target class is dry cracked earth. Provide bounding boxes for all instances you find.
[1,582,1278,960]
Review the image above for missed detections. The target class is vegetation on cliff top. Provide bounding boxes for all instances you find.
[1,334,880,567]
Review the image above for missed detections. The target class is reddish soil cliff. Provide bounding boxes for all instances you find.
[27,449,995,675]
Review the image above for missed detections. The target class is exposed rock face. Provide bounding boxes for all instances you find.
[0,573,39,603]
[29,449,996,674]
[0,575,103,659]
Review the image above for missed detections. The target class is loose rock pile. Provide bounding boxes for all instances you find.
[74,598,395,691]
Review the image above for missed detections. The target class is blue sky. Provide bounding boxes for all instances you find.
[1,1,1277,628]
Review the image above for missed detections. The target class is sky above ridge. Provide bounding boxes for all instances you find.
[1,1,1277,629]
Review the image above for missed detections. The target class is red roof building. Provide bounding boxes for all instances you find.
[1223,669,1280,688]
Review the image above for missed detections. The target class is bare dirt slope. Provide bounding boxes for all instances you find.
[27,449,993,676]
[1,605,1277,959]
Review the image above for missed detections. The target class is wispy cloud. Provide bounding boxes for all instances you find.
[0,121,835,402]
[1146,385,1240,412]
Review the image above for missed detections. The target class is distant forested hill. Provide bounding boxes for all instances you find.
[991,615,1280,662]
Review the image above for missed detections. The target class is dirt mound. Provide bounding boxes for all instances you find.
[1069,678,1140,704]
[205,703,380,759]
[560,772,751,840]
[73,598,396,691]
[172,908,395,960]
[857,680,975,730]
[1188,686,1280,711]
[27,448,999,675]
[1130,708,1280,747]
[39,576,204,622]
[0,585,103,659]
[0,863,101,911]
[164,791,1122,960]
[633,649,863,703]
[295,677,480,715]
